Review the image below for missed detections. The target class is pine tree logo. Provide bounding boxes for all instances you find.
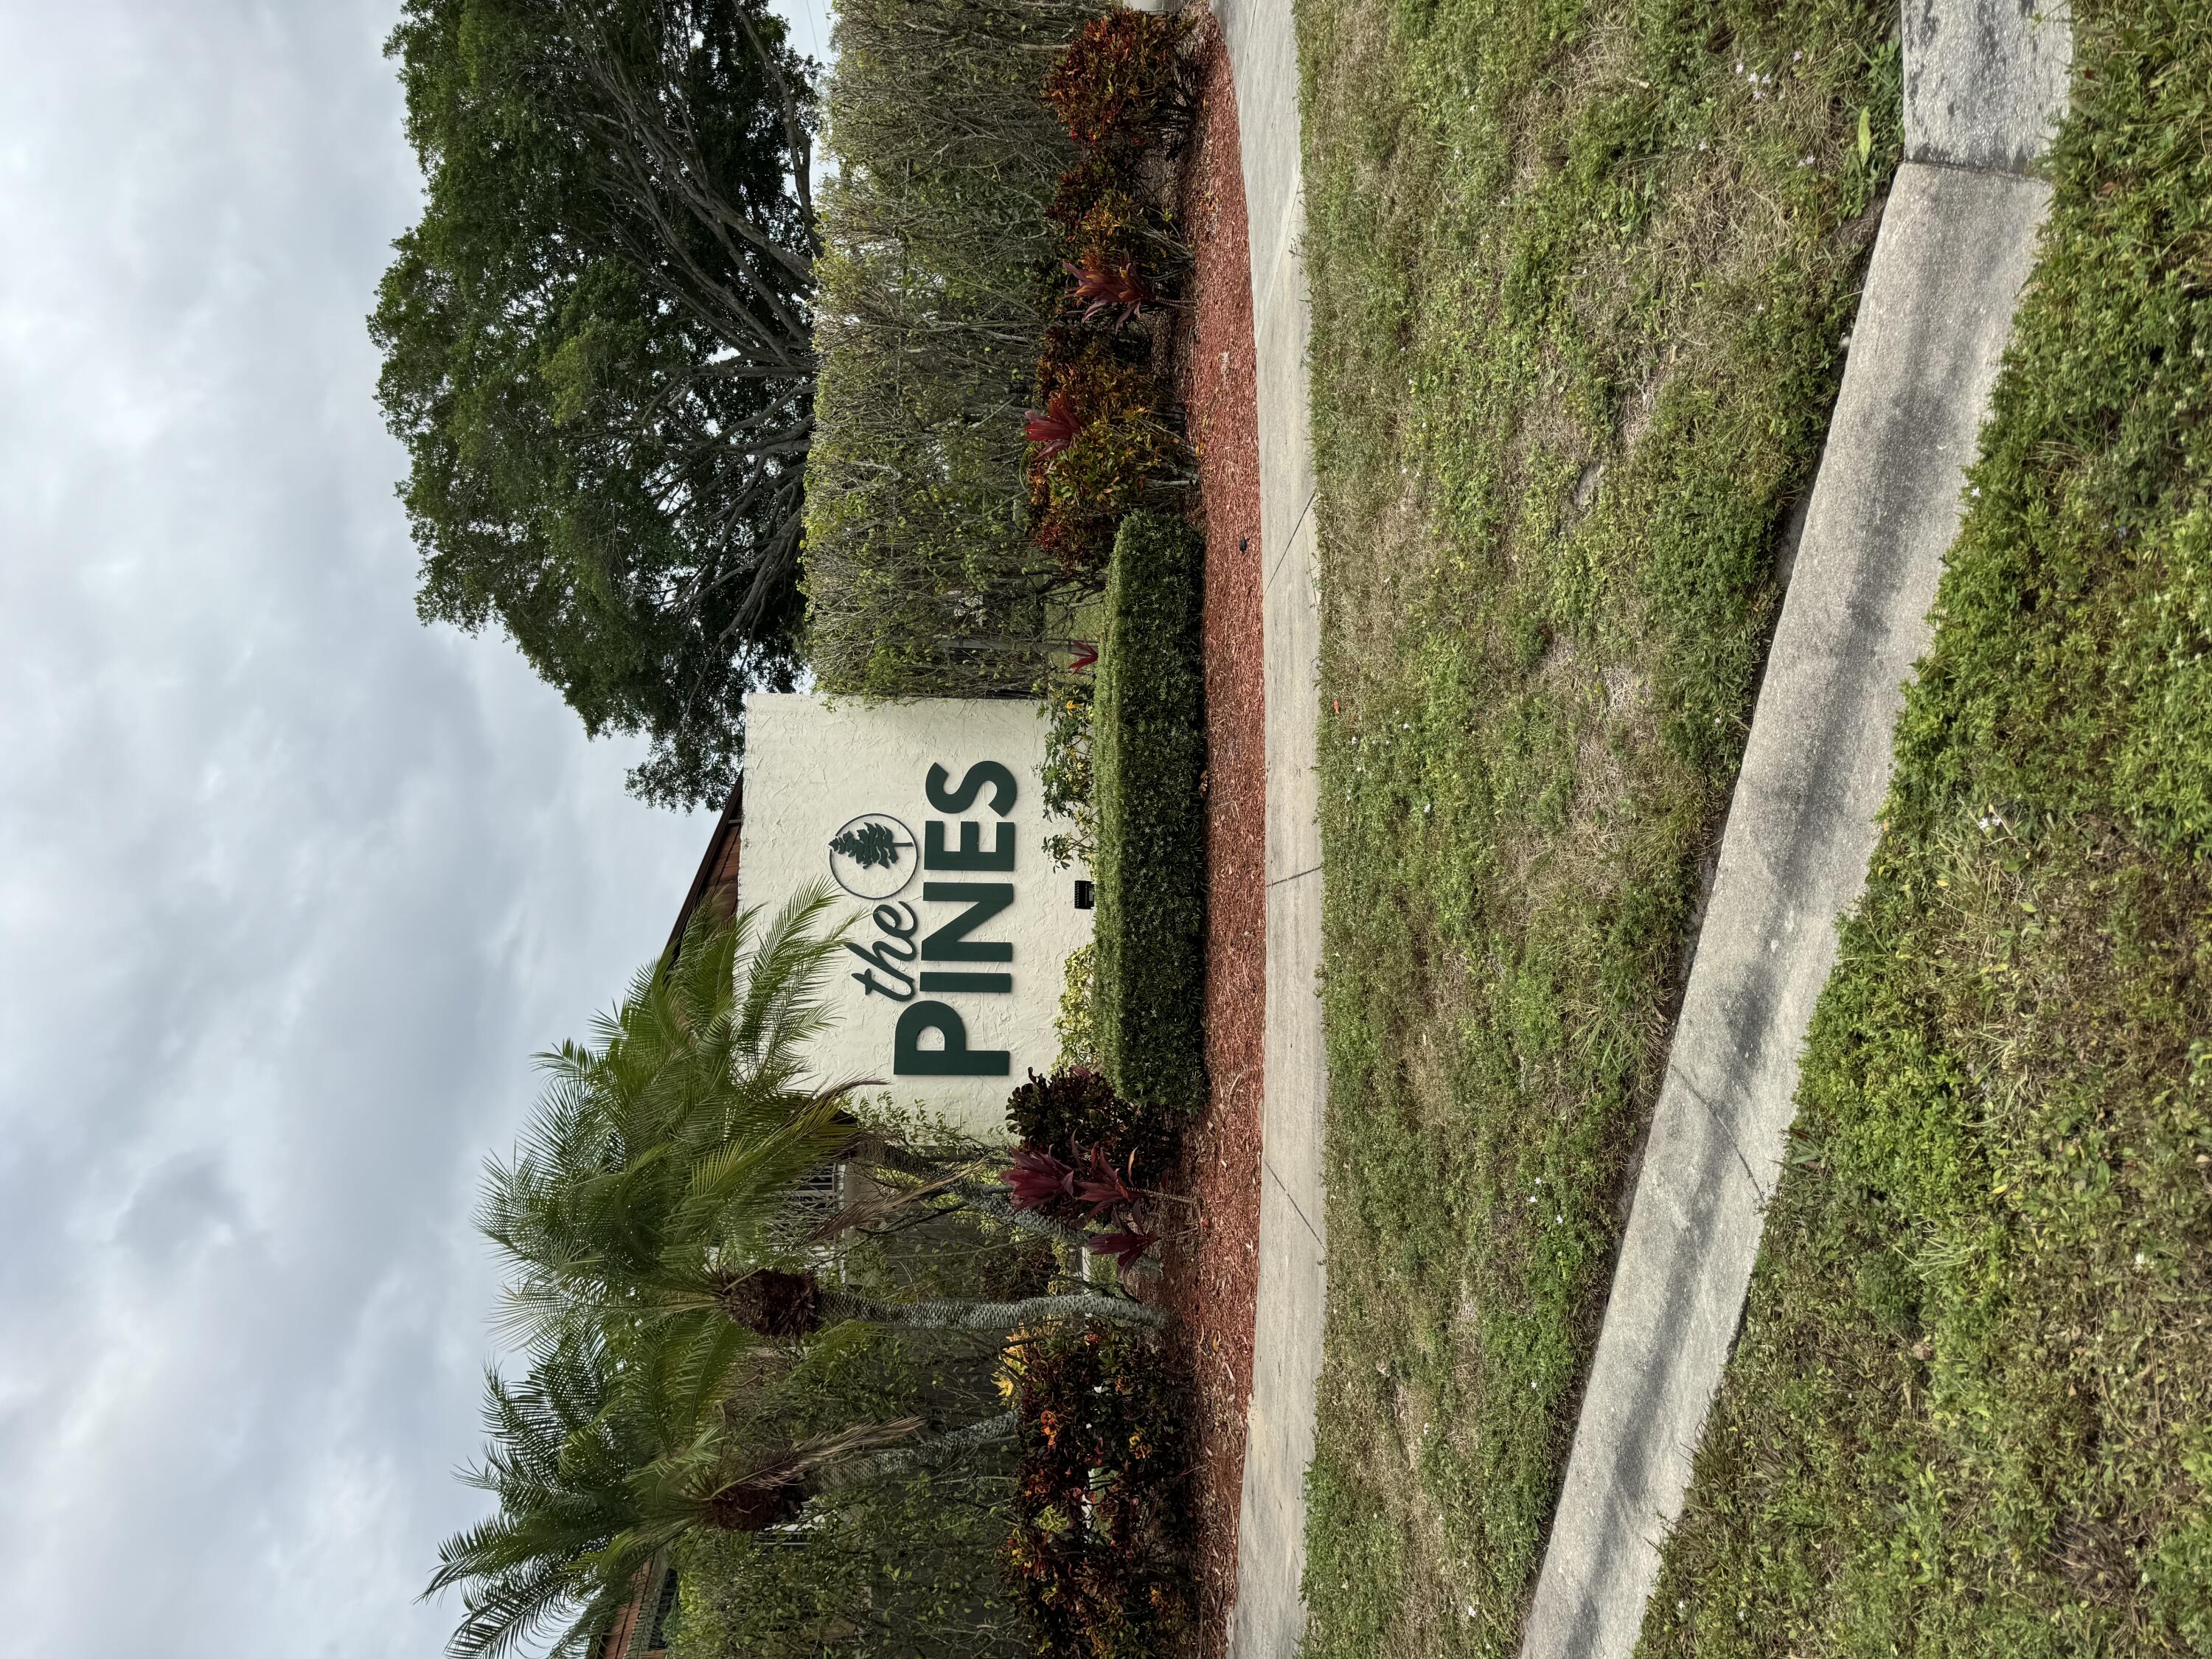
[827,813,917,900]
[831,820,901,869]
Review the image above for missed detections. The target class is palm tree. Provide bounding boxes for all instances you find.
[436,888,1160,1658]
[479,886,1152,1347]
[426,1323,731,1659]
[479,885,868,1337]
[428,1321,1015,1659]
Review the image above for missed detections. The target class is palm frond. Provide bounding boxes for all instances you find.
[429,1322,745,1659]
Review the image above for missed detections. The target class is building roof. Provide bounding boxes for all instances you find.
[661,777,744,970]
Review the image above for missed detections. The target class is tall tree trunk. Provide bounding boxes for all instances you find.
[954,1181,1090,1252]
[824,1117,1095,1251]
[718,1267,1166,1337]
[706,1416,1018,1529]
[818,1289,1166,1332]
[803,1172,1091,1253]
[833,1413,1020,1489]
[834,1124,967,1181]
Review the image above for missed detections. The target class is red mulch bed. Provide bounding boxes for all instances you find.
[1154,21,1265,1658]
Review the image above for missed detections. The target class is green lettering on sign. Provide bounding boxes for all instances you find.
[920,882,1013,962]
[925,760,1018,817]
[894,1001,1009,1076]
[925,819,1015,872]
[919,971,1012,994]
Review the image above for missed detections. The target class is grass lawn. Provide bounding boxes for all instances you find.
[1291,0,1908,1650]
[1640,4,2212,1653]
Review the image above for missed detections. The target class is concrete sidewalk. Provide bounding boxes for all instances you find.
[1519,4,2071,1655]
[1210,3,1329,1657]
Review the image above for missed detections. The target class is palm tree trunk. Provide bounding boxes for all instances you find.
[835,1126,961,1181]
[818,1289,1166,1331]
[719,1267,1167,1337]
[955,1182,1089,1251]
[832,1413,1021,1489]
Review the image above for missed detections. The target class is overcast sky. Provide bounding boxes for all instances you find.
[0,2,839,1652]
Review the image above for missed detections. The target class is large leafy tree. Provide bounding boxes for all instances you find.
[374,0,818,807]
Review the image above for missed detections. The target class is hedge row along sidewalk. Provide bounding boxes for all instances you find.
[1094,508,1209,1116]
[1293,0,1904,1651]
[1641,4,2212,1652]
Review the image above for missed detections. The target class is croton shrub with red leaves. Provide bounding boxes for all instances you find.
[1024,334,1175,577]
[1046,159,1180,305]
[1001,1065,1175,1273]
[1020,9,1194,583]
[1046,150,1120,237]
[1004,1323,1192,1657]
[1032,330,1161,430]
[1032,414,1180,577]
[1059,181,1164,280]
[1040,10,1192,152]
[1006,1065,1180,1192]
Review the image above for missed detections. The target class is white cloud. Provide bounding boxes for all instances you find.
[0,2,713,1652]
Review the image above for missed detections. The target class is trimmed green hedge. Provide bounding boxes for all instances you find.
[1092,509,1207,1113]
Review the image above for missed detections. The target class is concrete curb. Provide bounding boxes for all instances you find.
[1518,7,2070,1656]
[1209,4,1329,1658]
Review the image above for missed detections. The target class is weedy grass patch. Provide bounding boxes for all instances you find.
[1640,3,2212,1652]
[1293,0,1903,1649]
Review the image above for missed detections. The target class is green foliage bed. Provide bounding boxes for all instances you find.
[669,1329,1023,1659]
[1290,0,1905,1649]
[1639,4,2212,1651]
[800,0,1095,697]
[1004,1324,1194,1656]
[1093,509,1208,1116]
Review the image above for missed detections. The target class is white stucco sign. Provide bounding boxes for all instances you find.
[739,693,1093,1137]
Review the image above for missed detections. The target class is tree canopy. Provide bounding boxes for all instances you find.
[374,0,817,807]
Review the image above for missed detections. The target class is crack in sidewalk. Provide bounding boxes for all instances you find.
[1667,1061,1764,1197]
[1265,1156,1325,1251]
